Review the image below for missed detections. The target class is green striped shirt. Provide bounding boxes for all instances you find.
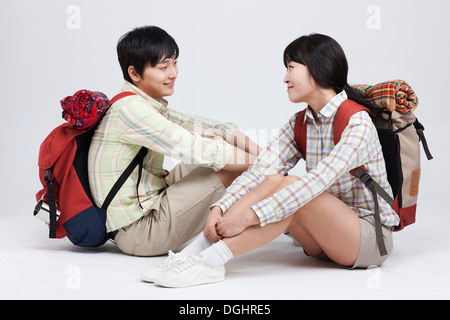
[88,81,236,231]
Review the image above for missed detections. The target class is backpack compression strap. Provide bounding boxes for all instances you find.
[44,168,57,238]
[349,167,389,256]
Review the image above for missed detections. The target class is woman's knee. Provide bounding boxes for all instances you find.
[284,175,300,184]
[266,173,299,183]
[264,173,284,184]
[261,174,300,196]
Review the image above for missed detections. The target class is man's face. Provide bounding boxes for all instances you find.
[132,57,178,102]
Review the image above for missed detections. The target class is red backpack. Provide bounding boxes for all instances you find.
[34,90,147,247]
[294,86,432,255]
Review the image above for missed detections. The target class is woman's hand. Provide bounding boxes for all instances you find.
[216,207,260,238]
[204,206,224,242]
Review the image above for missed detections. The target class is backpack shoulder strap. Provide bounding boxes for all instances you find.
[102,147,147,210]
[293,101,370,158]
[333,99,371,144]
[100,91,149,210]
[108,91,137,106]
[293,109,307,158]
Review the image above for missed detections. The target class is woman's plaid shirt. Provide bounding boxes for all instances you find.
[214,91,400,227]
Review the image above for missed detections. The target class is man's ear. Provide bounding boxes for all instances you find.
[128,66,141,83]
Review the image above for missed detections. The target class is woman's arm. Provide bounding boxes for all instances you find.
[211,114,301,219]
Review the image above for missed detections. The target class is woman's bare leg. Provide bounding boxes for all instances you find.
[288,192,361,266]
[220,175,312,256]
[220,175,361,267]
[223,216,294,257]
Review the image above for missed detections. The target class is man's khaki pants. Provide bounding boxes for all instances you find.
[114,164,226,256]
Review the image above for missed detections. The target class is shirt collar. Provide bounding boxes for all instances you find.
[303,90,348,123]
[122,81,168,113]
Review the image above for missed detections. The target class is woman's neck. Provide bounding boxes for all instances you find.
[308,88,337,116]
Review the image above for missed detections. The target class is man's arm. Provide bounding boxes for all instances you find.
[231,129,261,156]
[209,134,257,171]
[221,145,257,171]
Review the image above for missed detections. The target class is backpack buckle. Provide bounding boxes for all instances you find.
[351,167,373,187]
[44,168,52,182]
[359,171,373,186]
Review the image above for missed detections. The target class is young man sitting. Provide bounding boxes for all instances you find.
[88,26,259,256]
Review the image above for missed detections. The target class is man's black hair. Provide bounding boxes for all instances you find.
[117,26,179,83]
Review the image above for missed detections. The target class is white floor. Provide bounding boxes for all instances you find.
[1,125,448,301]
[1,197,449,300]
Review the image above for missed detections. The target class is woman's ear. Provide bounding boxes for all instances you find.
[128,66,141,83]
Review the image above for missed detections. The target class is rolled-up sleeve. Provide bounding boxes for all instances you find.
[117,99,233,171]
[166,107,238,145]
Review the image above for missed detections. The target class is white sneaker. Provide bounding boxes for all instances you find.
[154,254,225,288]
[141,251,184,283]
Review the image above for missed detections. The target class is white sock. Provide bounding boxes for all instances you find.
[199,240,233,268]
[178,233,213,257]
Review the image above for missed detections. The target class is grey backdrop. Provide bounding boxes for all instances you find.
[2,0,449,221]
[0,0,450,222]
[1,0,450,300]
[1,0,448,223]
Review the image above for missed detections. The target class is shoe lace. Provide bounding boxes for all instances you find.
[161,250,184,271]
[172,254,203,274]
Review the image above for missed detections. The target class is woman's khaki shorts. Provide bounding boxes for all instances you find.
[352,215,394,269]
[306,215,394,269]
[114,164,225,257]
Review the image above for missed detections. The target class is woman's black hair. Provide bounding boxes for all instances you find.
[283,33,381,116]
[117,25,179,83]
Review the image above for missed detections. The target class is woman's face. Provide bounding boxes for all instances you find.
[283,61,317,104]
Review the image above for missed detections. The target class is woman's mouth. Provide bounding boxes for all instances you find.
[164,82,174,88]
